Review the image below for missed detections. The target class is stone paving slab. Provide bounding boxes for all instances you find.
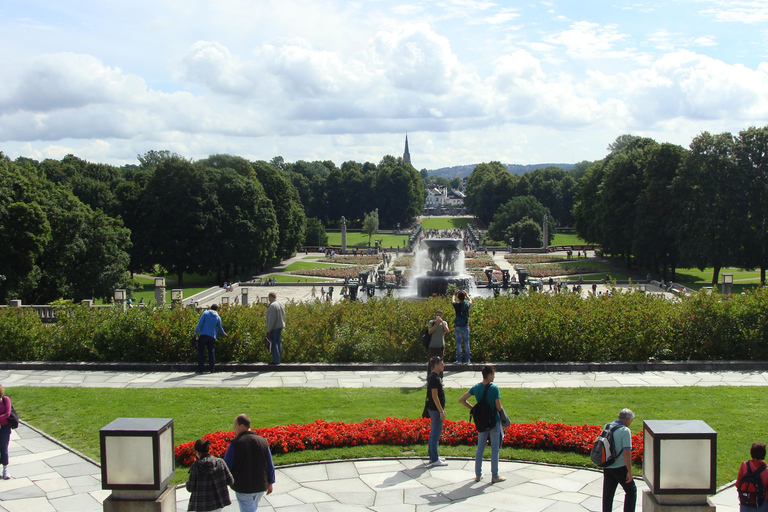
[4,369,768,390]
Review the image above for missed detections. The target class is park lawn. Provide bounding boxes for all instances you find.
[421,217,473,230]
[281,261,348,272]
[563,273,633,282]
[552,233,588,246]
[325,232,410,248]
[558,260,610,271]
[260,273,332,283]
[673,267,760,285]
[7,386,757,487]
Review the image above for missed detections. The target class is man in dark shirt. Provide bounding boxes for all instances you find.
[426,356,448,467]
[224,414,276,512]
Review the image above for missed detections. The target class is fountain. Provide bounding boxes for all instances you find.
[413,238,473,297]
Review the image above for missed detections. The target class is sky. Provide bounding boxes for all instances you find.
[1,0,767,170]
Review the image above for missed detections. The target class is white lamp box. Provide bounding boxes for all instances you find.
[643,420,716,511]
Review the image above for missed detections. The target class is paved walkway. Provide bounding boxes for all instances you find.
[0,368,747,511]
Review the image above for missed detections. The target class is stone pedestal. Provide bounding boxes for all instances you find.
[642,491,715,512]
[154,287,166,306]
[9,299,21,307]
[103,486,176,512]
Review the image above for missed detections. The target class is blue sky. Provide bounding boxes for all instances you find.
[1,0,767,169]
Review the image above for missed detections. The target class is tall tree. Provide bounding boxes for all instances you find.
[677,132,749,284]
[735,126,768,283]
[464,162,517,225]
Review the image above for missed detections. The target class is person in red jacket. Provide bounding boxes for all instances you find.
[736,442,768,511]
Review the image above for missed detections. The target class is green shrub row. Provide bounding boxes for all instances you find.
[3,288,768,363]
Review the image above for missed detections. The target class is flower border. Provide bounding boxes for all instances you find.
[175,418,643,467]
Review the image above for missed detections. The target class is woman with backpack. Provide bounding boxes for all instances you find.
[459,365,506,483]
[736,442,768,511]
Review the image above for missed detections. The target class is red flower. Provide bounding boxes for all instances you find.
[175,418,645,467]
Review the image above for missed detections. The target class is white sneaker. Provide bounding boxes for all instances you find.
[2,468,9,480]
[431,460,449,467]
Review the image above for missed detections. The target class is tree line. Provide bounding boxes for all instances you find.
[574,129,768,284]
[0,151,424,303]
[464,162,588,246]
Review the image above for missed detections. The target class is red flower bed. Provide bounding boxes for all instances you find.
[175,418,643,467]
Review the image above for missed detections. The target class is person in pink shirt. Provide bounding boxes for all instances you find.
[0,384,12,479]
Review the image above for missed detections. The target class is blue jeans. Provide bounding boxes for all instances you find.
[235,490,266,512]
[428,409,443,463]
[455,326,470,363]
[270,328,283,364]
[475,423,501,478]
[0,424,10,465]
[197,335,215,373]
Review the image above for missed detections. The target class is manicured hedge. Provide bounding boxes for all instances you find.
[2,288,768,363]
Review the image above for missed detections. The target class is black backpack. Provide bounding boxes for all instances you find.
[591,422,622,467]
[470,384,495,432]
[421,327,431,350]
[738,463,767,508]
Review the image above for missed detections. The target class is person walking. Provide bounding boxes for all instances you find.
[0,384,12,479]
[602,408,637,512]
[224,414,276,512]
[194,304,228,374]
[427,310,449,378]
[186,438,234,512]
[459,365,506,483]
[265,292,286,365]
[426,356,448,467]
[452,290,471,364]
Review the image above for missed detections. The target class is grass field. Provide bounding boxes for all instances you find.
[563,273,633,282]
[552,233,588,246]
[281,261,346,272]
[325,232,410,247]
[260,274,332,283]
[421,217,473,230]
[6,385,757,487]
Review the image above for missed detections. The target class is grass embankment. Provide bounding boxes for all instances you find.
[8,386,755,487]
[551,233,588,246]
[325,232,409,247]
[421,217,473,230]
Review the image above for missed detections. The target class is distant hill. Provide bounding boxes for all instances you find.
[428,163,576,178]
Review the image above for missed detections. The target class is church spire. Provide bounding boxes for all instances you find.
[403,133,411,165]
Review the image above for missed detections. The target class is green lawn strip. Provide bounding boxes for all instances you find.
[325,232,410,247]
[673,268,760,284]
[421,218,473,230]
[7,386,750,487]
[551,233,588,246]
[260,274,332,283]
[563,273,632,282]
[282,261,350,272]
[555,260,610,270]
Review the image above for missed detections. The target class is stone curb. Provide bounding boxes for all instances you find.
[2,360,768,373]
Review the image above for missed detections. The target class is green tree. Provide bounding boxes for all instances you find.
[303,217,328,247]
[362,211,378,246]
[374,156,424,228]
[735,126,768,283]
[251,160,306,260]
[676,131,749,284]
[488,196,553,245]
[464,162,517,224]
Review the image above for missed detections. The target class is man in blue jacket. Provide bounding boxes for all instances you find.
[194,304,227,374]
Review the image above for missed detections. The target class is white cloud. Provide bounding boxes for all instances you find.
[700,1,768,23]
[620,51,768,123]
[542,21,645,62]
